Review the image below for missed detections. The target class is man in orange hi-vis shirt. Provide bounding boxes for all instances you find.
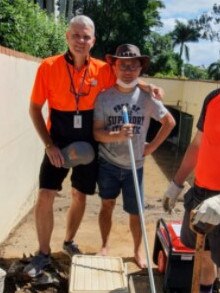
[163,88,220,293]
[24,15,164,277]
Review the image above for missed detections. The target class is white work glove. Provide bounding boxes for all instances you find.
[162,181,183,213]
[192,194,220,226]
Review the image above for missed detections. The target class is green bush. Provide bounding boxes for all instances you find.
[0,0,67,58]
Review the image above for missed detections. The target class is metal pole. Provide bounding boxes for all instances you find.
[122,105,156,293]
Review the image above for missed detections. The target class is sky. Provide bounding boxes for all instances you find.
[154,0,220,67]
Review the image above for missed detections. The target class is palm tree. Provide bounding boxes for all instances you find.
[208,60,220,80]
[171,20,201,62]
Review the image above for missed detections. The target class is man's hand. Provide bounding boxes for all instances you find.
[148,84,165,100]
[46,144,65,168]
[162,181,183,213]
[192,194,220,226]
[138,80,165,100]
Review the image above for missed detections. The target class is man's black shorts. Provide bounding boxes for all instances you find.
[39,154,97,194]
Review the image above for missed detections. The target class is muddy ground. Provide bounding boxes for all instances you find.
[0,142,191,292]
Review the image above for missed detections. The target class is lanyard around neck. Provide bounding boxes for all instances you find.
[66,62,88,112]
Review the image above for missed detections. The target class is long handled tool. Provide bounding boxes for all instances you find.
[191,231,205,293]
[122,105,156,293]
[190,211,207,293]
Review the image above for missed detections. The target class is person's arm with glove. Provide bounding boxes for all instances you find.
[163,180,184,213]
[192,194,220,226]
[163,131,202,213]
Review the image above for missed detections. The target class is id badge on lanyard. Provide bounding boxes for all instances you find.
[66,62,88,129]
[73,114,82,128]
[73,91,82,128]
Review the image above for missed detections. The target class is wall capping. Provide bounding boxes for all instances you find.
[142,74,219,84]
[0,45,41,63]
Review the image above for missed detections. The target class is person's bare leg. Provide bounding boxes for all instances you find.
[97,199,116,256]
[129,214,146,269]
[35,189,56,254]
[200,251,216,285]
[64,188,86,242]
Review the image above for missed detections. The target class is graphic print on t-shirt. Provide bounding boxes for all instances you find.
[108,103,144,134]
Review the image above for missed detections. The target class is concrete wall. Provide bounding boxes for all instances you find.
[0,46,43,243]
[0,45,219,243]
[144,77,219,136]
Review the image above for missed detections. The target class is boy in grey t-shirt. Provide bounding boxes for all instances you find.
[93,44,175,268]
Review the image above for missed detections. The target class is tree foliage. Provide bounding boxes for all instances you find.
[144,32,180,76]
[63,0,165,58]
[0,0,67,58]
[0,0,215,81]
[189,4,220,42]
[57,0,73,20]
[208,60,220,80]
[184,64,208,80]
[168,20,201,76]
[170,20,201,62]
[33,0,55,14]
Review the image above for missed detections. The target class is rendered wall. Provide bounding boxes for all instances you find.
[144,77,219,136]
[0,46,43,243]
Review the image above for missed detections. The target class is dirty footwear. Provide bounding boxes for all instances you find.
[63,241,81,258]
[23,252,51,278]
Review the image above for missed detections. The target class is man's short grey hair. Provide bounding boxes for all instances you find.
[68,15,95,36]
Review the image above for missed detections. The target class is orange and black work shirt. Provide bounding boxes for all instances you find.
[195,88,220,191]
[30,52,115,147]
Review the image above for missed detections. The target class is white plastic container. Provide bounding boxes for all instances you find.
[0,267,6,293]
[69,255,128,293]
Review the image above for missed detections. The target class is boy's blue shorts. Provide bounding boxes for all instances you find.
[97,157,144,215]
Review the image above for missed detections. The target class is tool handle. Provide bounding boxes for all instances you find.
[191,232,205,293]
[122,105,156,293]
[190,210,206,293]
[122,105,129,124]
